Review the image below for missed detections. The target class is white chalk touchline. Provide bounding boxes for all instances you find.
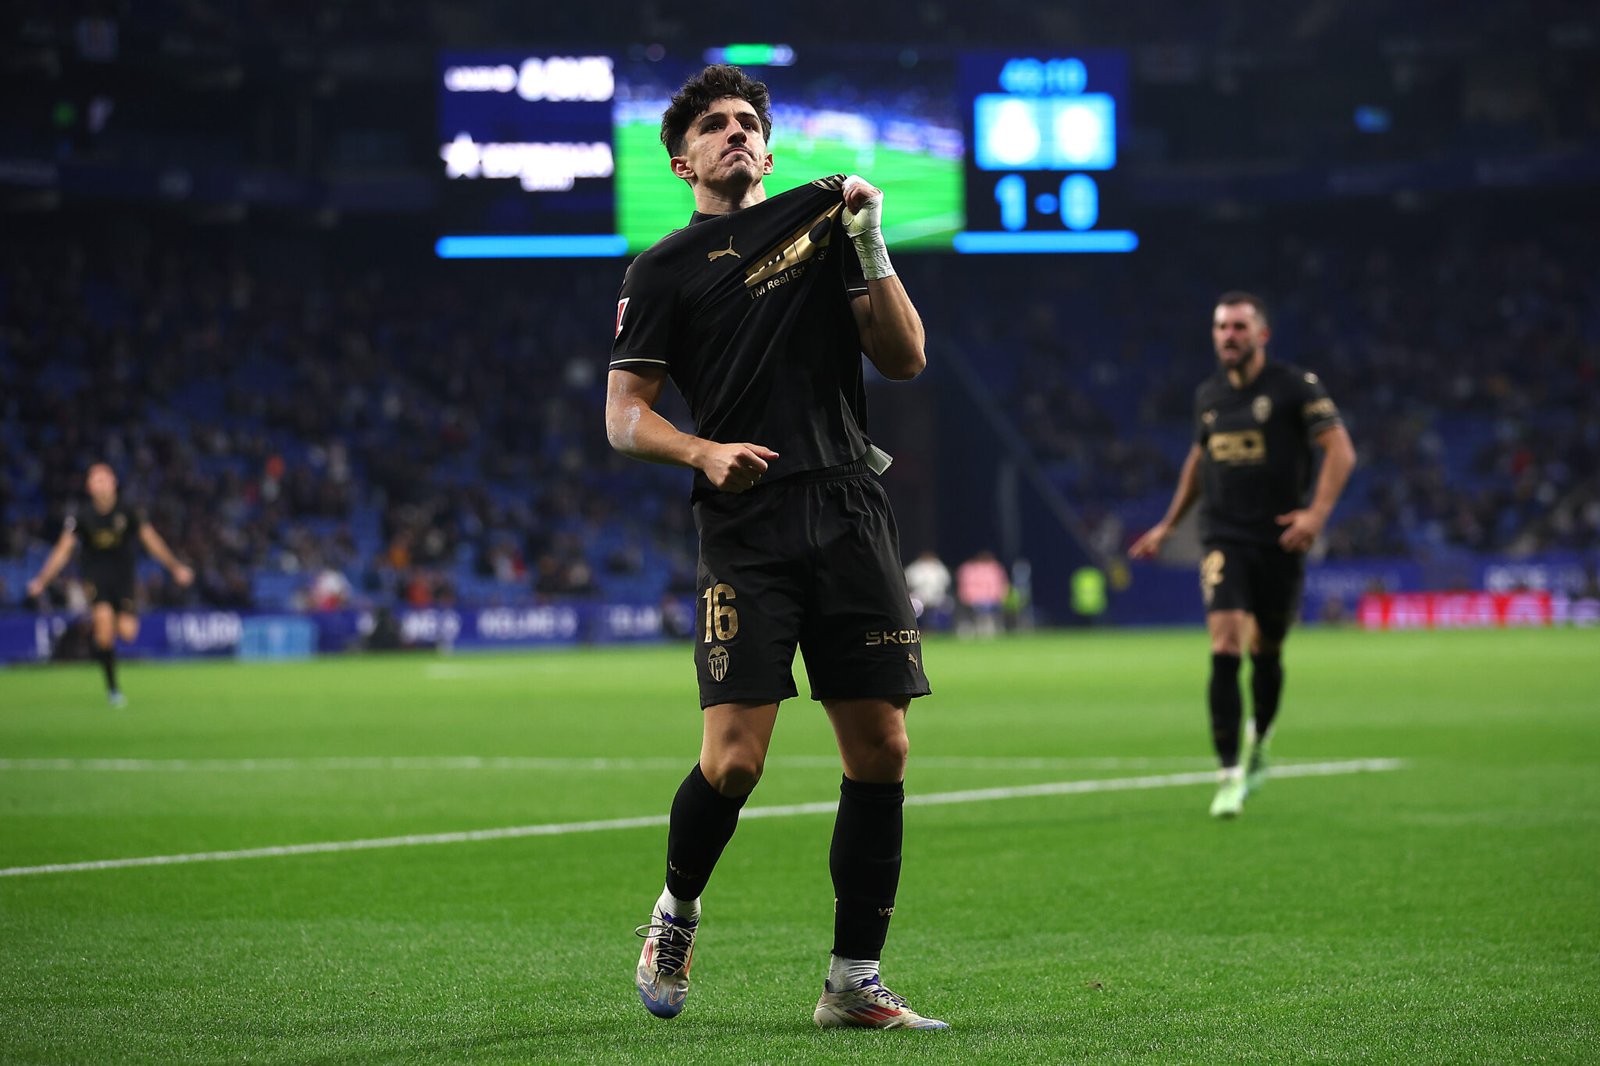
[0,755,1219,774]
[0,759,1403,879]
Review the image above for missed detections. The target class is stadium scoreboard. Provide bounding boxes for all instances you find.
[436,45,1136,258]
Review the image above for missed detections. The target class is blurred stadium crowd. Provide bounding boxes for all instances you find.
[981,210,1600,563]
[0,231,698,612]
[4,204,1595,613]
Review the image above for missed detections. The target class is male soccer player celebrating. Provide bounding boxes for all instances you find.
[27,463,194,706]
[606,65,944,1030]
[1129,293,1355,818]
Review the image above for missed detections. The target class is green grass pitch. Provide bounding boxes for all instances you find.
[2,627,1597,1063]
[614,120,964,253]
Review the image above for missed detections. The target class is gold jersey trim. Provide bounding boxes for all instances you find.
[743,204,841,290]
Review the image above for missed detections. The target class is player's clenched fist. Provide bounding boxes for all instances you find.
[841,174,893,280]
[700,442,779,494]
[842,175,882,225]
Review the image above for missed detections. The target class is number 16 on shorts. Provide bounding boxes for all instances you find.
[702,583,739,642]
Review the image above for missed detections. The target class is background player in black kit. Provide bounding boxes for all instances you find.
[26,463,194,706]
[606,65,945,1030]
[1130,293,1356,818]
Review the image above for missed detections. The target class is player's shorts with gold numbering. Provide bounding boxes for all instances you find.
[690,458,931,709]
[1198,540,1305,640]
[85,569,138,614]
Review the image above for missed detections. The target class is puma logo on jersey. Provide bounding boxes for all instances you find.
[707,237,740,262]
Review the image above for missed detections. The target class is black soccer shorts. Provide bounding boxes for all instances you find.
[689,461,931,708]
[86,570,138,615]
[1199,540,1305,641]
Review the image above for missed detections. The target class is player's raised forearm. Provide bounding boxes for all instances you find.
[860,278,926,380]
[842,174,924,380]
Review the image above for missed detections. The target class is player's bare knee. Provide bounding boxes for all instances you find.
[1210,634,1243,655]
[844,730,908,783]
[1208,612,1248,656]
[702,751,764,797]
[885,729,910,767]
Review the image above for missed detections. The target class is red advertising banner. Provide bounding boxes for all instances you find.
[1357,592,1554,630]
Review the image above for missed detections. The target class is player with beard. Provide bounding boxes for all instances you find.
[1129,293,1356,817]
[607,65,945,1029]
[27,463,194,705]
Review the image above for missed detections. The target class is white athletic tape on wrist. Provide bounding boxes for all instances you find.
[842,174,895,280]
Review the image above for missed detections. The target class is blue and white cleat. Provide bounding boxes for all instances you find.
[813,975,949,1030]
[634,906,698,1018]
[107,689,127,709]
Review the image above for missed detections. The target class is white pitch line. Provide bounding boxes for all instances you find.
[0,754,1219,774]
[0,759,1403,879]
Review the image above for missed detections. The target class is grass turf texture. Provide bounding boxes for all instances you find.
[1,627,1597,1064]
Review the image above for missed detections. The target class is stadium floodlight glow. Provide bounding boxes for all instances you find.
[704,44,796,67]
[952,230,1139,254]
[435,235,630,258]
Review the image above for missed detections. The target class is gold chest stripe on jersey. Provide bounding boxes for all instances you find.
[743,204,840,290]
[1208,429,1267,464]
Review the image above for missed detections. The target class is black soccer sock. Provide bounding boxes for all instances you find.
[94,645,119,693]
[1209,653,1244,768]
[830,775,904,961]
[663,763,748,902]
[1251,652,1284,740]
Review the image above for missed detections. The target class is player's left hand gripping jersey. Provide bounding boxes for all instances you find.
[610,177,872,496]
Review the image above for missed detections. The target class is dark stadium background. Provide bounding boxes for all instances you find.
[3,8,1599,1065]
[3,2,1597,654]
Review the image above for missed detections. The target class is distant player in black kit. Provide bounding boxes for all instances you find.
[27,463,194,706]
[1130,293,1356,818]
[606,65,945,1029]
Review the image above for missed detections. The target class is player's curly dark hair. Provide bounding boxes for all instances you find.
[659,64,773,156]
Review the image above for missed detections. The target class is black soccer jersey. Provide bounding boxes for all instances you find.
[1193,360,1343,546]
[610,176,871,496]
[64,503,143,584]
